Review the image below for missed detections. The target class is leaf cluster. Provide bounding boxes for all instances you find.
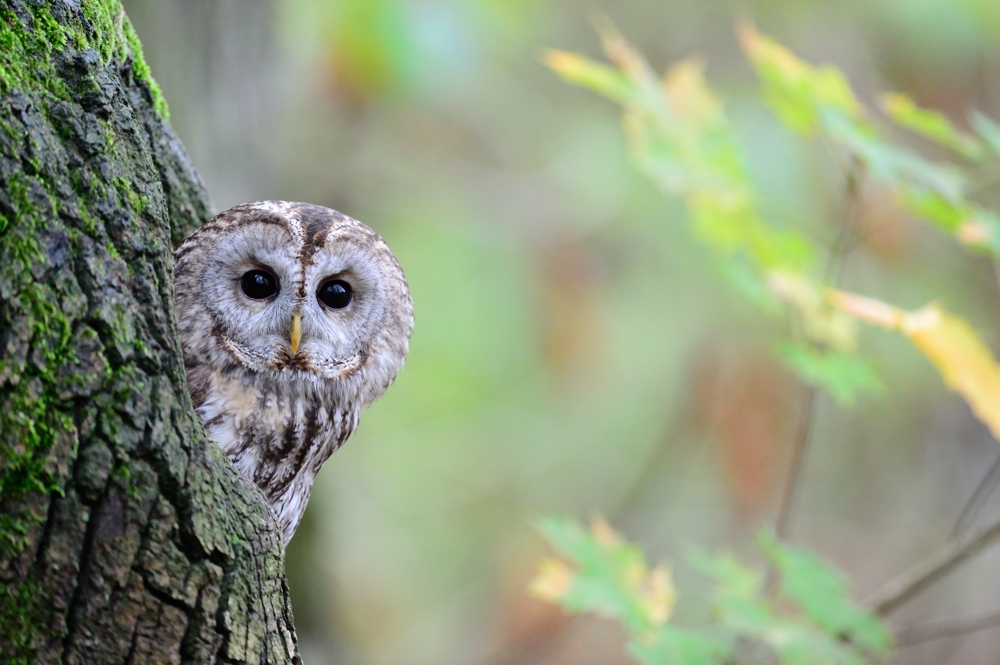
[532,518,891,665]
[546,22,1000,422]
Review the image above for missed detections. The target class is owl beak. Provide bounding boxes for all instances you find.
[290,311,302,355]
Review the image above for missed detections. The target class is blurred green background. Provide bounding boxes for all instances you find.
[122,1,1000,663]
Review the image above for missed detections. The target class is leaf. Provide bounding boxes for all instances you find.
[691,549,860,665]
[548,27,822,315]
[758,532,892,654]
[970,111,1000,159]
[738,21,863,135]
[830,292,1000,440]
[775,341,883,406]
[837,128,967,202]
[688,548,763,601]
[628,625,731,665]
[740,26,969,205]
[545,50,636,105]
[897,186,967,232]
[882,93,983,160]
[956,207,1000,256]
[715,259,783,314]
[766,272,856,351]
[898,188,1000,255]
[532,517,677,634]
[529,557,575,602]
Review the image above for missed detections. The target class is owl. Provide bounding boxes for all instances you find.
[173,201,413,545]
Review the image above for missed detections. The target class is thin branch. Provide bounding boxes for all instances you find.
[894,609,1000,647]
[951,261,1000,538]
[773,160,864,538]
[773,385,819,540]
[610,404,695,522]
[950,449,1000,538]
[864,511,1000,616]
[765,159,865,597]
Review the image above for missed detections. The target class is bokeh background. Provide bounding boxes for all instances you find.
[121,1,1000,663]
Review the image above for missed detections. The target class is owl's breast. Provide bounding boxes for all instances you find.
[194,366,358,541]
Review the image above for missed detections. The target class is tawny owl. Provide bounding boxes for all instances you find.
[173,201,413,545]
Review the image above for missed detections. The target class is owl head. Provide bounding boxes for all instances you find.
[173,201,413,407]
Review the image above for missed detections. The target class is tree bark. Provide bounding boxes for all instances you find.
[0,2,299,663]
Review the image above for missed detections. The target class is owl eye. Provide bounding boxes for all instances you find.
[317,279,352,309]
[240,269,279,300]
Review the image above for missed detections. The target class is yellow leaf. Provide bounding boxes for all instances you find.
[738,21,863,133]
[641,565,677,627]
[830,291,1000,440]
[663,58,721,123]
[957,220,992,246]
[590,516,619,547]
[902,306,1000,440]
[737,21,809,81]
[530,557,575,602]
[544,50,635,104]
[594,17,649,79]
[767,272,857,351]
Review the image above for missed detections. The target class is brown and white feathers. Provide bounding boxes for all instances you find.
[173,201,412,544]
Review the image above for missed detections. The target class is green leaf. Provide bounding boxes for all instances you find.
[775,341,883,406]
[882,93,983,161]
[740,26,970,205]
[898,187,1000,256]
[545,50,637,105]
[970,111,1000,159]
[534,517,676,634]
[691,549,859,665]
[738,22,863,135]
[897,186,967,231]
[715,260,782,314]
[628,625,731,665]
[758,532,893,655]
[688,549,763,602]
[829,120,966,202]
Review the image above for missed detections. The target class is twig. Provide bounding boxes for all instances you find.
[771,160,864,534]
[764,159,864,597]
[610,406,695,522]
[894,609,1000,647]
[773,386,819,541]
[864,511,1000,616]
[950,450,1000,538]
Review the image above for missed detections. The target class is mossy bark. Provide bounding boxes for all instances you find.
[0,2,299,663]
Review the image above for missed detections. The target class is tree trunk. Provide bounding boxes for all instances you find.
[0,2,299,663]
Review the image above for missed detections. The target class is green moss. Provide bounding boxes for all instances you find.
[0,281,75,520]
[0,128,73,570]
[122,15,169,121]
[0,5,70,99]
[0,577,45,665]
[81,0,121,65]
[0,3,169,120]
[115,175,151,219]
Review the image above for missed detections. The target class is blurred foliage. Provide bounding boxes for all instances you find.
[547,23,1000,417]
[532,518,890,665]
[532,23,1000,663]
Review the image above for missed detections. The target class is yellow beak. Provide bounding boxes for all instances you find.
[290,311,302,355]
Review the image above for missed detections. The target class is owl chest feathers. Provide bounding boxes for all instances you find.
[193,364,359,543]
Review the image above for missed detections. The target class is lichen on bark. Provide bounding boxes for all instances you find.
[0,1,298,662]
